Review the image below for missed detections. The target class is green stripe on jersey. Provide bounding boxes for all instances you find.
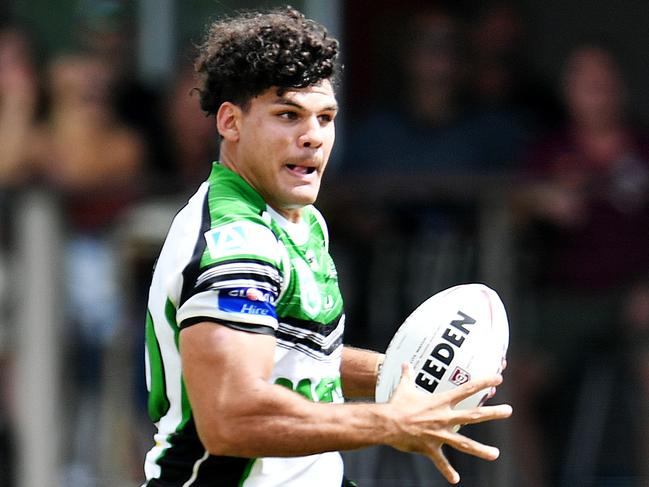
[238,458,257,486]
[145,310,170,422]
[163,298,193,431]
[165,298,180,347]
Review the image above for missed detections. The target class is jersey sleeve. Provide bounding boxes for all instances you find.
[176,219,284,335]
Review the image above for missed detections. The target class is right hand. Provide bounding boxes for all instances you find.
[386,363,513,484]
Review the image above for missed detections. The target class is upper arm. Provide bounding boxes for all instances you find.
[176,218,284,334]
[180,321,276,451]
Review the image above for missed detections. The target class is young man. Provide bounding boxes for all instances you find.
[142,7,511,486]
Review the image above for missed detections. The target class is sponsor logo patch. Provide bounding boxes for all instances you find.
[218,290,277,318]
[226,287,274,303]
[205,221,278,261]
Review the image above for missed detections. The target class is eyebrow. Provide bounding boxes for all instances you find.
[273,98,339,112]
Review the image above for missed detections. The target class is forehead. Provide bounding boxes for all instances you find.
[254,80,337,109]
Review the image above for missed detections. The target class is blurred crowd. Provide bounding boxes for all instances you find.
[1,1,649,486]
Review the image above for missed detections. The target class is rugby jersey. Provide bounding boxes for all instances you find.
[143,162,345,486]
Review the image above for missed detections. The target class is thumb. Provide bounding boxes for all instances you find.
[399,362,413,382]
[390,362,415,403]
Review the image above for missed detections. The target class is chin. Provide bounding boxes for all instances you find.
[285,185,320,206]
[288,195,317,208]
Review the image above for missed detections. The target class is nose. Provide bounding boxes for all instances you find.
[298,116,324,149]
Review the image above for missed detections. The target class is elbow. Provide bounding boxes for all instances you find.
[195,415,248,456]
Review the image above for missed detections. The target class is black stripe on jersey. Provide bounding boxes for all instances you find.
[179,316,276,336]
[194,271,280,295]
[146,418,252,486]
[280,313,344,337]
[276,313,345,357]
[276,329,344,357]
[197,257,280,278]
[180,191,211,308]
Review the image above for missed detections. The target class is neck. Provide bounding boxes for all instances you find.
[271,205,302,223]
[218,146,303,223]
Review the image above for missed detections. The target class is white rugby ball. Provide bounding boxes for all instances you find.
[375,283,509,409]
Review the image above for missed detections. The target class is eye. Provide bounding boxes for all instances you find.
[278,111,299,120]
[318,112,336,125]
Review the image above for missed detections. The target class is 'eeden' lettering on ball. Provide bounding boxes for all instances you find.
[414,311,476,393]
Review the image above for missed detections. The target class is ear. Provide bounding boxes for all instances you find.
[216,102,241,142]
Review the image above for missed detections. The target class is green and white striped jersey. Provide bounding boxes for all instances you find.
[143,163,346,486]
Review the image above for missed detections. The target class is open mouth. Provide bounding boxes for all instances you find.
[286,164,316,175]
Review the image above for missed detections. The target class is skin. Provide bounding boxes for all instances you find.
[181,81,513,484]
[217,80,338,223]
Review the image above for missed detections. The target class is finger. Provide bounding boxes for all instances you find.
[446,432,501,461]
[428,446,460,484]
[447,374,503,406]
[454,404,513,426]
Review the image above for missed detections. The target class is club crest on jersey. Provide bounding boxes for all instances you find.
[292,258,322,317]
[205,221,278,261]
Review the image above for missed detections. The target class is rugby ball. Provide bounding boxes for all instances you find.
[375,283,509,409]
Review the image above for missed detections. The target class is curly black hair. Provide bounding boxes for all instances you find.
[194,6,340,115]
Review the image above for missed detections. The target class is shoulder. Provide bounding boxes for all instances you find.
[206,164,269,227]
[204,217,280,266]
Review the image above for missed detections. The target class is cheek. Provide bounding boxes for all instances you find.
[323,126,336,153]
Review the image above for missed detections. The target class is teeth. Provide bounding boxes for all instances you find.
[286,165,315,175]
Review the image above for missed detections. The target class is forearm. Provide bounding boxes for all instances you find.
[197,379,396,457]
[340,345,384,399]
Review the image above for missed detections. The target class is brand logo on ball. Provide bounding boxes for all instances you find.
[414,311,476,394]
[449,366,470,386]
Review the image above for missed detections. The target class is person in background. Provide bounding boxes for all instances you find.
[0,25,43,487]
[467,2,561,130]
[163,59,218,193]
[346,5,529,174]
[75,0,171,193]
[0,26,40,186]
[29,51,146,485]
[512,40,649,486]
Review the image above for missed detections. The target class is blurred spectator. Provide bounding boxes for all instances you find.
[467,2,561,129]
[0,25,42,487]
[0,26,40,186]
[164,59,218,193]
[75,0,173,192]
[513,41,649,486]
[29,51,147,485]
[32,53,144,216]
[520,42,649,293]
[345,5,529,174]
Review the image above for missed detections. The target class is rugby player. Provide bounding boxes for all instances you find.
[142,7,512,486]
